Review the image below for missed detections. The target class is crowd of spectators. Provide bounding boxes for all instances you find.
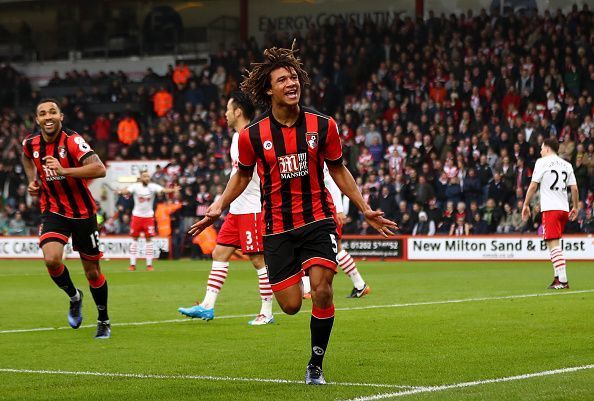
[1,6,594,252]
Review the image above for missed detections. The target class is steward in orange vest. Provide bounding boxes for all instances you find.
[116,115,139,145]
[153,88,173,117]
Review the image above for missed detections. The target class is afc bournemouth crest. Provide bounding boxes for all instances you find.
[58,146,67,158]
[306,132,318,149]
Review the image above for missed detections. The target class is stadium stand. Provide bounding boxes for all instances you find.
[0,6,592,257]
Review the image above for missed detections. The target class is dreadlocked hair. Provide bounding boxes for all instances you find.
[240,39,310,107]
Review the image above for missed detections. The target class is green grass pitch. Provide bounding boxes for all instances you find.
[0,258,593,401]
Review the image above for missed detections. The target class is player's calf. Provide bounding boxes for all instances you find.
[46,262,78,298]
[82,261,110,336]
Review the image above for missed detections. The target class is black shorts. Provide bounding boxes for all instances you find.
[264,218,338,292]
[39,213,102,261]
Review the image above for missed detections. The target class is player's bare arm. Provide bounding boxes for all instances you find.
[188,169,252,236]
[522,181,539,221]
[327,163,397,237]
[44,153,106,179]
[21,153,40,197]
[568,184,579,221]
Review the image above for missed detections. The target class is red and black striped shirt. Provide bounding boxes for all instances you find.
[238,107,343,235]
[22,128,97,219]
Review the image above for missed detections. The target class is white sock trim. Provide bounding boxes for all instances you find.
[70,289,81,302]
[212,261,230,268]
[336,249,348,261]
[256,267,268,276]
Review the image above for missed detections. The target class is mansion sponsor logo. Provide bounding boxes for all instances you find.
[278,153,308,179]
[42,165,66,181]
[42,164,66,181]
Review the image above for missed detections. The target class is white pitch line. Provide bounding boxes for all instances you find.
[334,288,594,312]
[340,364,594,401]
[0,314,254,334]
[0,368,419,389]
[2,289,593,335]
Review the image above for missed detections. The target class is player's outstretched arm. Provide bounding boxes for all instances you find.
[162,185,182,194]
[188,170,252,237]
[327,163,398,237]
[522,181,539,221]
[44,154,106,179]
[21,153,39,197]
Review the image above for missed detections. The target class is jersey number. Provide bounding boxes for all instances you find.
[329,234,338,253]
[549,170,568,191]
[89,231,100,248]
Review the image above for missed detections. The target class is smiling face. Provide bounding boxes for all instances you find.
[36,101,63,137]
[267,66,300,107]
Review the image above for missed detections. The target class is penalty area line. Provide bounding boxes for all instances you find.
[2,289,593,335]
[340,363,594,401]
[0,368,420,389]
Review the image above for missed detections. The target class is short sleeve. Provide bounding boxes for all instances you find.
[531,159,544,183]
[22,138,32,159]
[127,184,136,194]
[237,128,256,171]
[67,134,95,163]
[323,118,343,165]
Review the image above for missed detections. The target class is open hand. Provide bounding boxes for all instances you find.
[188,203,223,237]
[363,210,398,237]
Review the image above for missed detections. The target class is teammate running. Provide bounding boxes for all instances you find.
[22,98,111,339]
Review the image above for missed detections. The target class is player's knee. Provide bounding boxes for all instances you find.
[44,256,62,271]
[84,267,101,281]
[211,247,224,260]
[311,283,333,306]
